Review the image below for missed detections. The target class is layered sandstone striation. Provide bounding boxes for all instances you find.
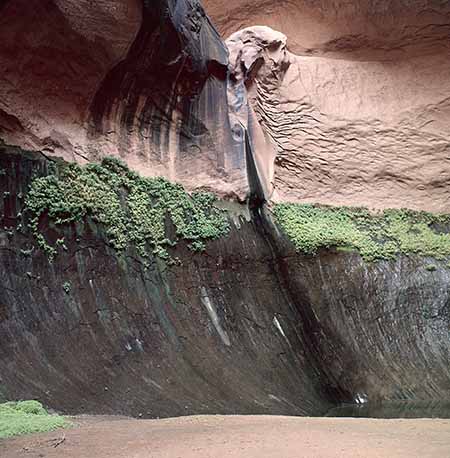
[204,0,450,58]
[210,1,450,211]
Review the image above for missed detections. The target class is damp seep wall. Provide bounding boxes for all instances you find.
[0,147,449,417]
[0,146,332,417]
[274,236,450,403]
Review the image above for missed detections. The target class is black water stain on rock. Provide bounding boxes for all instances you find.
[0,145,449,419]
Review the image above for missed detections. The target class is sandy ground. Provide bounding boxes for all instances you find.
[1,415,450,458]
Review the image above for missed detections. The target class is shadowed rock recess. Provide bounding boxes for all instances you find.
[0,0,450,418]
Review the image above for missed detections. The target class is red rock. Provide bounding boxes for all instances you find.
[1,0,449,210]
[208,1,450,211]
[0,0,248,199]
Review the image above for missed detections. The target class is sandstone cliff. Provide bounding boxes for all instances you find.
[0,0,449,419]
[0,0,247,199]
[2,1,449,210]
[206,0,450,212]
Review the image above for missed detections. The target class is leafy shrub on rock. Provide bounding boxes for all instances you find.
[24,157,230,261]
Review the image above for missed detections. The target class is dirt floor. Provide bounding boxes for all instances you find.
[1,415,450,458]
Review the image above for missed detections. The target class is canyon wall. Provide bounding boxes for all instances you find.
[208,1,450,211]
[204,0,450,58]
[2,0,450,209]
[0,0,449,418]
[0,0,248,199]
[0,147,334,416]
[0,146,449,417]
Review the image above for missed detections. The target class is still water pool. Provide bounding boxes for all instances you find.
[326,401,450,419]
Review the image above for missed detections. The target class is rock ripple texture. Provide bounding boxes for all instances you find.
[210,0,450,211]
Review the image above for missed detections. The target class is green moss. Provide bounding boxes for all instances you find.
[24,157,230,262]
[0,401,69,439]
[15,400,47,415]
[273,203,450,262]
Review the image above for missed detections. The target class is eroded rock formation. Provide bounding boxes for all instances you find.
[226,26,291,200]
[2,0,449,209]
[1,0,450,419]
[204,0,450,58]
[0,0,248,199]
[210,1,450,211]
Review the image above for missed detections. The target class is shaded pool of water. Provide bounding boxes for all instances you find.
[326,401,450,419]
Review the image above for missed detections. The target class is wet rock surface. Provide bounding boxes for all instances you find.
[0,147,449,417]
[0,146,330,416]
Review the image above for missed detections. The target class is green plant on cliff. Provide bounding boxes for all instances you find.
[273,203,450,262]
[0,401,69,439]
[24,157,229,261]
